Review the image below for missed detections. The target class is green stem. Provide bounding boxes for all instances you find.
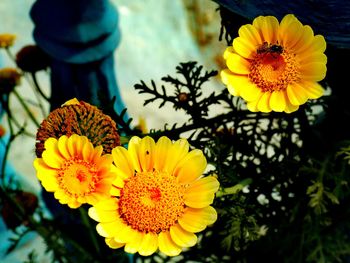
[79,206,101,255]
[12,89,40,127]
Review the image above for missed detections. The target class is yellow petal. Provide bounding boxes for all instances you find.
[269,90,287,112]
[223,46,234,60]
[299,52,327,65]
[287,83,309,106]
[240,80,263,102]
[232,36,256,59]
[184,176,219,208]
[257,92,272,112]
[112,147,134,178]
[127,136,142,172]
[179,206,217,233]
[220,69,241,96]
[57,135,71,160]
[113,224,139,243]
[278,14,303,48]
[42,146,64,169]
[253,15,279,44]
[138,136,155,172]
[169,224,197,248]
[300,62,327,81]
[174,149,207,184]
[292,25,315,54]
[302,81,324,99]
[91,146,103,163]
[246,93,263,112]
[238,24,262,48]
[96,220,124,237]
[91,198,119,211]
[82,139,94,162]
[226,53,251,75]
[124,231,143,254]
[158,231,182,257]
[284,96,299,113]
[88,207,118,222]
[154,136,172,171]
[105,238,125,249]
[222,72,252,97]
[163,138,189,174]
[138,232,158,256]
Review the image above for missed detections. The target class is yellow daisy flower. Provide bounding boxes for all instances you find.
[221,14,327,113]
[33,134,116,209]
[88,136,220,256]
[0,33,16,48]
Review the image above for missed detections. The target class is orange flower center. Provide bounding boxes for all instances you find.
[58,158,98,196]
[118,171,186,233]
[249,45,300,92]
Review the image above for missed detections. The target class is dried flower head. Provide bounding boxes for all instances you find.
[35,99,120,158]
[0,67,21,94]
[0,33,16,48]
[15,44,50,73]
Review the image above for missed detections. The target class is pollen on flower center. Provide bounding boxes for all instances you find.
[249,47,300,92]
[118,171,186,233]
[58,158,98,196]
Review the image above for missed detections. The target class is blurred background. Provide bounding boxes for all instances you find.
[0,0,225,261]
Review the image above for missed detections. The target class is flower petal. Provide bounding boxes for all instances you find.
[300,62,327,81]
[112,147,134,178]
[287,83,309,106]
[184,176,219,208]
[138,232,158,256]
[88,207,119,223]
[158,231,182,257]
[128,136,142,172]
[302,81,324,99]
[138,136,155,172]
[278,14,303,48]
[269,90,287,112]
[174,149,207,184]
[154,136,172,171]
[226,53,251,75]
[238,24,262,48]
[179,206,217,233]
[220,69,241,96]
[163,138,189,174]
[170,224,197,248]
[105,238,124,249]
[124,231,143,254]
[253,15,279,44]
[233,36,256,59]
[257,92,272,112]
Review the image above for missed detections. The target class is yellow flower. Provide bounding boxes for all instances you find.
[88,136,220,256]
[221,14,327,113]
[33,134,116,208]
[0,33,16,48]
